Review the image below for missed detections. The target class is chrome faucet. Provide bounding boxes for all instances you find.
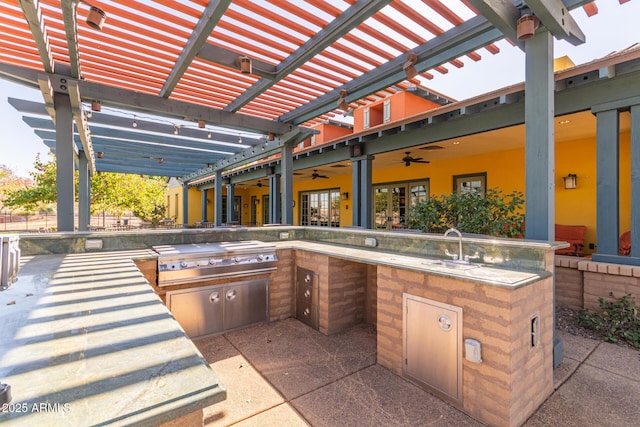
[444,228,463,262]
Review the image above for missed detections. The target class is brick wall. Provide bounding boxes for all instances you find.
[377,266,553,427]
[555,256,584,310]
[580,260,640,311]
[294,251,374,335]
[269,249,295,321]
[556,257,640,312]
[365,264,377,325]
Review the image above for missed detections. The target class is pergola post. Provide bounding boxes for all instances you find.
[201,188,208,222]
[226,183,235,223]
[214,170,223,226]
[269,173,281,224]
[523,28,561,367]
[54,92,75,231]
[182,182,189,227]
[78,150,90,231]
[281,144,294,225]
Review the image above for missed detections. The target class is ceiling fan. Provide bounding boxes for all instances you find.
[311,169,329,179]
[402,151,430,166]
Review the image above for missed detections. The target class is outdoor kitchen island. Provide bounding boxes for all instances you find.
[11,227,566,427]
[0,250,226,427]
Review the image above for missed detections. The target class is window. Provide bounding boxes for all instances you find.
[300,189,340,227]
[453,173,486,195]
[262,195,270,225]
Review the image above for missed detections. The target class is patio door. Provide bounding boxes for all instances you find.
[373,182,429,230]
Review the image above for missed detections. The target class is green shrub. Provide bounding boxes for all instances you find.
[578,292,640,348]
[405,188,525,237]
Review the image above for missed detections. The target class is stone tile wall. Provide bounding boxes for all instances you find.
[376,266,553,427]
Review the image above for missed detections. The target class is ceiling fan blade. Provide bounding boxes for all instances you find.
[413,159,430,164]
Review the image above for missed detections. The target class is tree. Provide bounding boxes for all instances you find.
[0,164,32,210]
[4,155,167,224]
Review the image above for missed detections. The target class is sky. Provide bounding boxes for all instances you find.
[0,1,639,178]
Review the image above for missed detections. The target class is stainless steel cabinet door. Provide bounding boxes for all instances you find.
[168,287,223,337]
[223,280,268,331]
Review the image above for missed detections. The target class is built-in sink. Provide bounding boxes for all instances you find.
[422,260,481,271]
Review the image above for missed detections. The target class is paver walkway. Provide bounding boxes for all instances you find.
[195,319,640,427]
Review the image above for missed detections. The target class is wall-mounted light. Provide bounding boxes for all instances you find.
[237,55,252,74]
[80,1,107,30]
[337,89,349,111]
[516,14,540,41]
[341,192,349,200]
[563,174,577,189]
[403,52,418,79]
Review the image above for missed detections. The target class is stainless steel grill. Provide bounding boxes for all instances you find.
[153,240,277,287]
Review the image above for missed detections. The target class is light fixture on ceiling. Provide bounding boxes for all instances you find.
[563,174,577,189]
[237,55,252,74]
[132,115,137,128]
[198,119,205,129]
[268,133,275,141]
[238,135,243,144]
[337,89,349,111]
[79,0,107,31]
[207,130,212,139]
[516,13,540,41]
[86,109,92,118]
[173,125,179,135]
[97,151,103,159]
[403,53,418,79]
[91,100,101,112]
[157,157,163,164]
[559,119,571,125]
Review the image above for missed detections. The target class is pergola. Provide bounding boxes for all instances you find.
[0,0,597,232]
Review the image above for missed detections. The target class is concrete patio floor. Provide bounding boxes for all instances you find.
[194,319,640,427]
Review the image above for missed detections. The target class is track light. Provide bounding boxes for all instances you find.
[80,1,107,30]
[337,89,349,111]
[132,116,137,128]
[91,100,101,112]
[86,109,92,118]
[207,130,212,139]
[238,135,243,144]
[198,119,205,129]
[173,125,179,135]
[403,53,418,79]
[237,55,252,74]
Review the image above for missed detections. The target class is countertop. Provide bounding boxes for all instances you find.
[0,250,225,426]
[273,240,549,289]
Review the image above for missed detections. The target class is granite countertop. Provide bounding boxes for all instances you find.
[273,240,549,289]
[0,250,225,426]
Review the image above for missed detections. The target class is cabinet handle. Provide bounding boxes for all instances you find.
[209,291,220,304]
[304,289,311,299]
[226,289,237,301]
[304,274,311,283]
[303,307,310,316]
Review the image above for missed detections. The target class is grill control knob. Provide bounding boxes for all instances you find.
[257,254,264,261]
[180,261,188,268]
[233,257,240,263]
[209,258,216,265]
